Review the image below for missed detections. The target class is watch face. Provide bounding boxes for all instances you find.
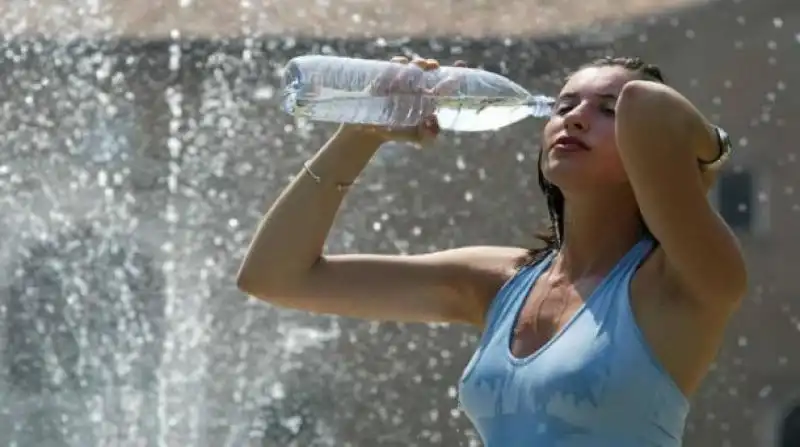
[715,125,732,154]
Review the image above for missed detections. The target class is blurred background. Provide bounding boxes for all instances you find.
[0,0,797,445]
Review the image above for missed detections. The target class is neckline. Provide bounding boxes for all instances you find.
[505,239,651,365]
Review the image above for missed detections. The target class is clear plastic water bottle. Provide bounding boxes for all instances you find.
[280,55,555,132]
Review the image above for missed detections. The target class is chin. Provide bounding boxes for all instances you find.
[545,156,627,190]
[549,173,629,199]
[543,161,598,189]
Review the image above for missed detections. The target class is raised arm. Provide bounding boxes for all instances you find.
[615,80,747,309]
[236,125,522,326]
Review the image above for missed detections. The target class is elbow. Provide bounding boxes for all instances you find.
[235,263,264,298]
[234,257,281,300]
[726,257,749,305]
[617,81,679,133]
[618,80,705,134]
[719,240,749,306]
[617,80,711,158]
[618,80,674,105]
[618,80,665,111]
[615,81,672,151]
[236,268,286,304]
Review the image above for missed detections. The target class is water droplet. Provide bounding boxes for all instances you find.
[758,385,772,398]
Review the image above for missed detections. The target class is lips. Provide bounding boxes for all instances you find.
[552,136,590,151]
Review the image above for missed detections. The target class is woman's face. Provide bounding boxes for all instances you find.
[541,65,639,192]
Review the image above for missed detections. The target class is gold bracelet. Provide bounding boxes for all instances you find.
[302,160,356,192]
[302,160,322,183]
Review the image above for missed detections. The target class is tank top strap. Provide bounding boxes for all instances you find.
[485,239,652,330]
[614,237,656,280]
[589,237,656,301]
[484,251,556,331]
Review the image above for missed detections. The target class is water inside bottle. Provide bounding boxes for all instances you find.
[282,82,555,132]
[434,95,555,132]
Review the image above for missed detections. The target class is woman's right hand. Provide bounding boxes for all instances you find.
[339,55,466,147]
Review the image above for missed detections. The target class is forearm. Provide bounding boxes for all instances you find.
[617,80,719,163]
[616,81,747,303]
[237,126,384,290]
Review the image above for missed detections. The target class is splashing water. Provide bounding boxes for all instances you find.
[0,24,348,447]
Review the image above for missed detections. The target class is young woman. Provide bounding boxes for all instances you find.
[237,55,747,446]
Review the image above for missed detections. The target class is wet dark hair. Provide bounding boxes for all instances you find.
[520,57,667,267]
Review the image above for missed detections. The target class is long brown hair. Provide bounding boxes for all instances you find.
[520,57,667,267]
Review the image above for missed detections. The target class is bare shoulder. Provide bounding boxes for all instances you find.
[430,245,529,317]
[456,245,532,325]
[432,245,529,273]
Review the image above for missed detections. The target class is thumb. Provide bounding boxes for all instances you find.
[431,75,462,97]
[431,62,468,97]
[374,118,439,146]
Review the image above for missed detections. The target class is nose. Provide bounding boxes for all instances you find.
[563,103,589,132]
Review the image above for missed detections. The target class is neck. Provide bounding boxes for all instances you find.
[556,188,643,277]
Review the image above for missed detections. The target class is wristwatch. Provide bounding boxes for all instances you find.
[699,125,733,170]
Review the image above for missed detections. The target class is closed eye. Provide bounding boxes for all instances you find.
[600,105,616,116]
[554,102,615,116]
[554,103,575,115]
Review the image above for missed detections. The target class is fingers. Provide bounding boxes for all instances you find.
[409,56,440,71]
[398,57,468,127]
[431,76,460,97]
[388,116,440,149]
[388,55,436,71]
[419,115,440,140]
[371,57,405,94]
[390,55,452,70]
[372,56,469,138]
[378,56,423,125]
[381,56,463,93]
[372,114,440,146]
[430,59,468,99]
[372,56,417,98]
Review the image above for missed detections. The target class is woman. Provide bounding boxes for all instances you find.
[237,55,747,446]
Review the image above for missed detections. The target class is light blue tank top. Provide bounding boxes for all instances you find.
[458,238,690,447]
